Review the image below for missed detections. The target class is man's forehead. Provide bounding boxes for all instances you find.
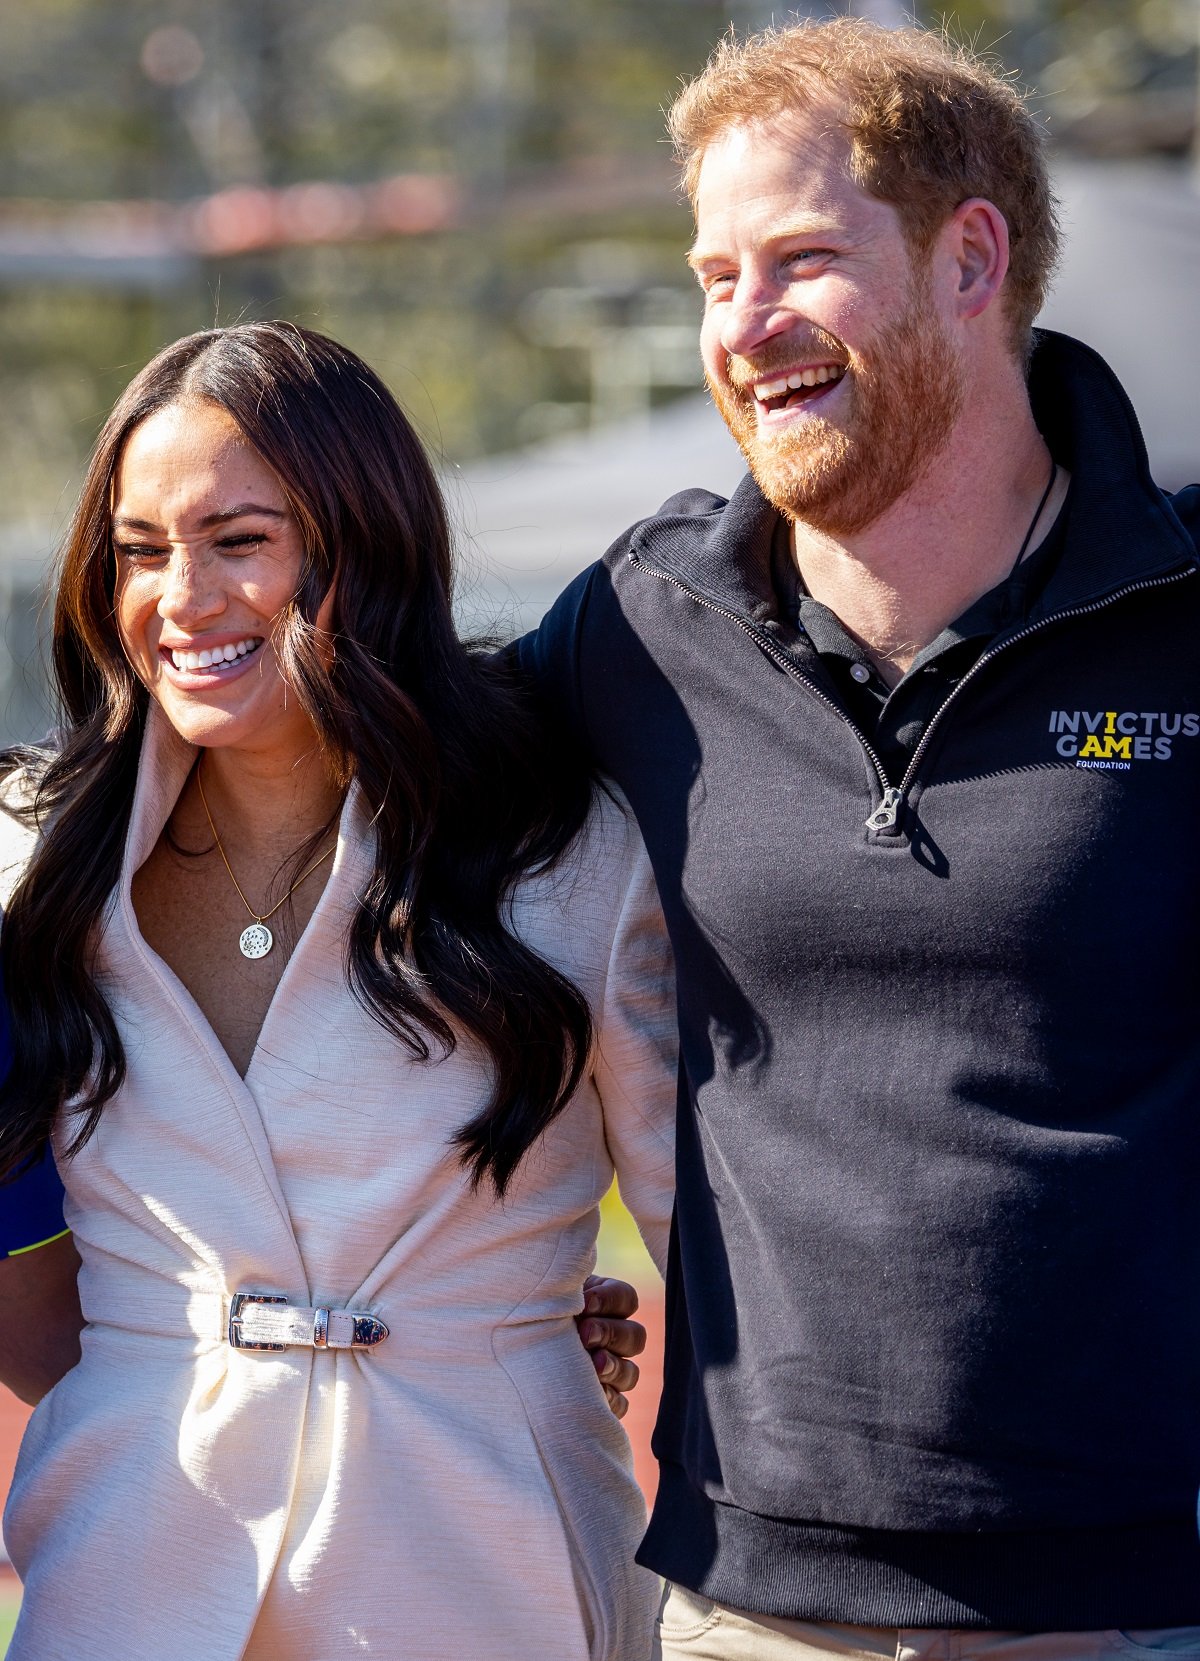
[696,103,854,187]
[689,108,873,253]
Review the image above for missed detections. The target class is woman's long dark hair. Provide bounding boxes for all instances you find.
[0,322,594,1195]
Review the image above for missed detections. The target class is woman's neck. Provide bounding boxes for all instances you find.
[188,737,344,855]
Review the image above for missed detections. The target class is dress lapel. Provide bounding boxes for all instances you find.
[103,708,311,1290]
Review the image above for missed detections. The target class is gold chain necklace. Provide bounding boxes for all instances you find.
[195,764,337,961]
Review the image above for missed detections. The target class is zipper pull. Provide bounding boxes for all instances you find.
[865,788,903,832]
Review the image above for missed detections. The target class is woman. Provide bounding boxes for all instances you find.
[0,323,675,1661]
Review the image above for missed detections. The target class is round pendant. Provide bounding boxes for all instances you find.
[239,922,273,960]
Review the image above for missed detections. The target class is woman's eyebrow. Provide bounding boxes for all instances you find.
[111,503,286,532]
[199,504,287,527]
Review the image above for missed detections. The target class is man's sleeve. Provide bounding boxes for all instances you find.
[0,957,68,1257]
[512,562,601,756]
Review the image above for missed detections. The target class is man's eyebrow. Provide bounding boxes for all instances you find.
[688,218,847,268]
[686,243,723,271]
[111,503,286,533]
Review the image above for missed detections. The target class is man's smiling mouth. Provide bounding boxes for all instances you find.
[165,636,264,673]
[752,363,846,413]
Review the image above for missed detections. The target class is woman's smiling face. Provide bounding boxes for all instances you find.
[112,399,319,757]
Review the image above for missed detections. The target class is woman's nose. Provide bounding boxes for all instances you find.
[159,551,225,623]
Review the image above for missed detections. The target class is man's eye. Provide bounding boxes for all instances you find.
[703,273,736,296]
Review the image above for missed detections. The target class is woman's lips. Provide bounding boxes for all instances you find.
[164,635,263,672]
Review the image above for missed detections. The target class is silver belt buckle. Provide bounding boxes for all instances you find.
[228,1291,390,1351]
[228,1291,289,1351]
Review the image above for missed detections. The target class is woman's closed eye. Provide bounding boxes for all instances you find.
[112,539,168,562]
[213,533,267,553]
[112,533,267,560]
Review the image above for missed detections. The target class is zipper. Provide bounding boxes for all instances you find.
[876,566,1197,828]
[627,551,896,805]
[629,550,1196,834]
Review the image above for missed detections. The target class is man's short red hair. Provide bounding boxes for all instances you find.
[669,18,1060,362]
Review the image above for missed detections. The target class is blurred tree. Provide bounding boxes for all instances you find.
[0,0,1195,536]
[937,0,1197,149]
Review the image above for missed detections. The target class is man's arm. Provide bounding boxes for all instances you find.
[512,562,601,754]
[0,1230,83,1404]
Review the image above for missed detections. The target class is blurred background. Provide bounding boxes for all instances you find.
[2,0,1200,1642]
[2,0,1200,738]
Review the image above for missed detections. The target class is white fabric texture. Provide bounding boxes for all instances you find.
[0,710,677,1661]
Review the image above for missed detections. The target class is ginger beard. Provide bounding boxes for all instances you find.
[708,261,967,536]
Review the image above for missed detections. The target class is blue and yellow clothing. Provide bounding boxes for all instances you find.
[0,961,68,1256]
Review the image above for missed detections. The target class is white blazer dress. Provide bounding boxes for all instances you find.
[0,709,677,1661]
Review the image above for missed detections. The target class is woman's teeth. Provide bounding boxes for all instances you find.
[169,638,261,672]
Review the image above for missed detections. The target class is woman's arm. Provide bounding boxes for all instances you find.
[0,1230,83,1404]
[0,947,83,1403]
[591,817,678,1278]
[579,819,676,1419]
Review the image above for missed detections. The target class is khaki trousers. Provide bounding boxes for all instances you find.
[651,1584,1200,1661]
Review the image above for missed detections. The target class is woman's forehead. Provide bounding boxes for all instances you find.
[113,402,283,520]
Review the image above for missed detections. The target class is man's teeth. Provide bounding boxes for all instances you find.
[754,363,845,400]
[170,638,261,672]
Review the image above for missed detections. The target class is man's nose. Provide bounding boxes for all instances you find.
[719,277,791,360]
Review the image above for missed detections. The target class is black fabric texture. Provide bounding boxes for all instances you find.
[516,330,1200,1627]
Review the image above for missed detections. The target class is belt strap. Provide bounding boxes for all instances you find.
[228,1292,389,1352]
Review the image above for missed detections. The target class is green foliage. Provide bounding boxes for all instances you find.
[0,0,728,514]
[0,0,740,196]
[935,0,1198,113]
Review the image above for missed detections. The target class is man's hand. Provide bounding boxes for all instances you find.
[577,1274,646,1420]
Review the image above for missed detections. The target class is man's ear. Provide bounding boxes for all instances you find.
[943,196,1010,323]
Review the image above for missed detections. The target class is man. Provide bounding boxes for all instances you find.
[521,17,1200,1658]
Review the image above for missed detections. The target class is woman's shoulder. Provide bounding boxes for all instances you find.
[508,780,657,974]
[573,777,645,869]
[526,777,646,892]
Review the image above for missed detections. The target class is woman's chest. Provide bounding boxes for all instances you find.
[131,839,329,1076]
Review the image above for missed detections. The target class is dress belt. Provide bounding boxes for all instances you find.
[228,1292,389,1352]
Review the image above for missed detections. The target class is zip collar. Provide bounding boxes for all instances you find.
[626,329,1199,620]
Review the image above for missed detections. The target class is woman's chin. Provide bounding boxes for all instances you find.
[148,682,301,756]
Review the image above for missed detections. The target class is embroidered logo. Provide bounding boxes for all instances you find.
[1048,709,1199,771]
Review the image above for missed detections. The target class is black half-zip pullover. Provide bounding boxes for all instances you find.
[768,505,1068,781]
[518,330,1200,1628]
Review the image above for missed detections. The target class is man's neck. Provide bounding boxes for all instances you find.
[789,404,1069,688]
